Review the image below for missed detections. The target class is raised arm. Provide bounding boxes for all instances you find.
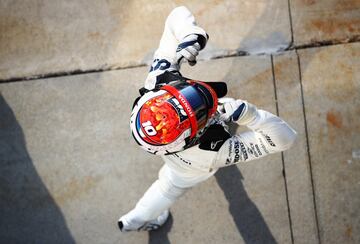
[144,6,208,90]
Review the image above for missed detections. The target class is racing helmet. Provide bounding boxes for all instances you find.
[130,75,227,155]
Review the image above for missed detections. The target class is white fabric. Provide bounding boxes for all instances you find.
[121,108,297,229]
[120,179,181,230]
[217,98,258,125]
[163,109,297,175]
[213,110,297,168]
[119,164,213,230]
[144,6,208,90]
[120,6,297,230]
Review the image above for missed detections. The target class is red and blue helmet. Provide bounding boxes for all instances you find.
[130,78,226,155]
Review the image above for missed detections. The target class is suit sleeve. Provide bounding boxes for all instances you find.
[212,110,297,168]
[151,7,207,67]
[144,6,208,90]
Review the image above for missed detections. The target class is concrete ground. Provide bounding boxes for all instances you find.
[0,1,359,244]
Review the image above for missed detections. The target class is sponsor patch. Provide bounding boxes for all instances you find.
[225,140,232,165]
[265,134,276,147]
[234,141,241,163]
[178,94,194,118]
[173,153,192,165]
[239,142,248,161]
[255,144,262,156]
[258,138,269,154]
[168,98,188,122]
[259,131,276,147]
[249,143,258,157]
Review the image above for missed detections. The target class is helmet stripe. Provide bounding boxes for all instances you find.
[161,85,198,139]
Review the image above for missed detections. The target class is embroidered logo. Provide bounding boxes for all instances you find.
[210,140,223,150]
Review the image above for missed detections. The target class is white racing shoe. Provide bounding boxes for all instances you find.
[118,210,170,232]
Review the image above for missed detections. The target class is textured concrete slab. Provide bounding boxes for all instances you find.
[182,56,292,244]
[273,51,319,244]
[0,55,291,243]
[0,0,291,80]
[298,42,360,243]
[290,0,360,46]
[0,68,151,244]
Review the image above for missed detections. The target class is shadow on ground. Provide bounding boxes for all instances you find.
[148,212,173,244]
[215,166,277,244]
[0,94,75,243]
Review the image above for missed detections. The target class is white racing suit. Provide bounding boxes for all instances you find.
[120,6,297,230]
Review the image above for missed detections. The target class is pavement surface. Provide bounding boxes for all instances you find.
[0,1,359,244]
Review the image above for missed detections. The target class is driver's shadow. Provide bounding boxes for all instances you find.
[215,165,277,244]
[0,94,75,243]
[146,166,276,244]
[148,212,173,244]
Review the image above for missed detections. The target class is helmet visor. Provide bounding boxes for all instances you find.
[161,80,218,138]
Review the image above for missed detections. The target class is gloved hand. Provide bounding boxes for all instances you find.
[144,33,208,90]
[176,34,208,66]
[217,97,258,125]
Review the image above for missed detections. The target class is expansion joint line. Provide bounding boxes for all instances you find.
[295,50,321,244]
[270,55,294,244]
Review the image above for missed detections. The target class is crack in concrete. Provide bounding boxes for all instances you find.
[0,39,359,84]
[289,35,360,51]
[287,0,295,47]
[0,64,147,84]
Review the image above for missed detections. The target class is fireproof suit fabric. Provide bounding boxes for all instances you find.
[120,6,297,230]
[162,109,297,186]
[144,6,208,90]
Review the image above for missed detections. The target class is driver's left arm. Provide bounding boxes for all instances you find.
[144,6,209,90]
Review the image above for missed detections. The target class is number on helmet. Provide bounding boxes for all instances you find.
[142,121,157,136]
